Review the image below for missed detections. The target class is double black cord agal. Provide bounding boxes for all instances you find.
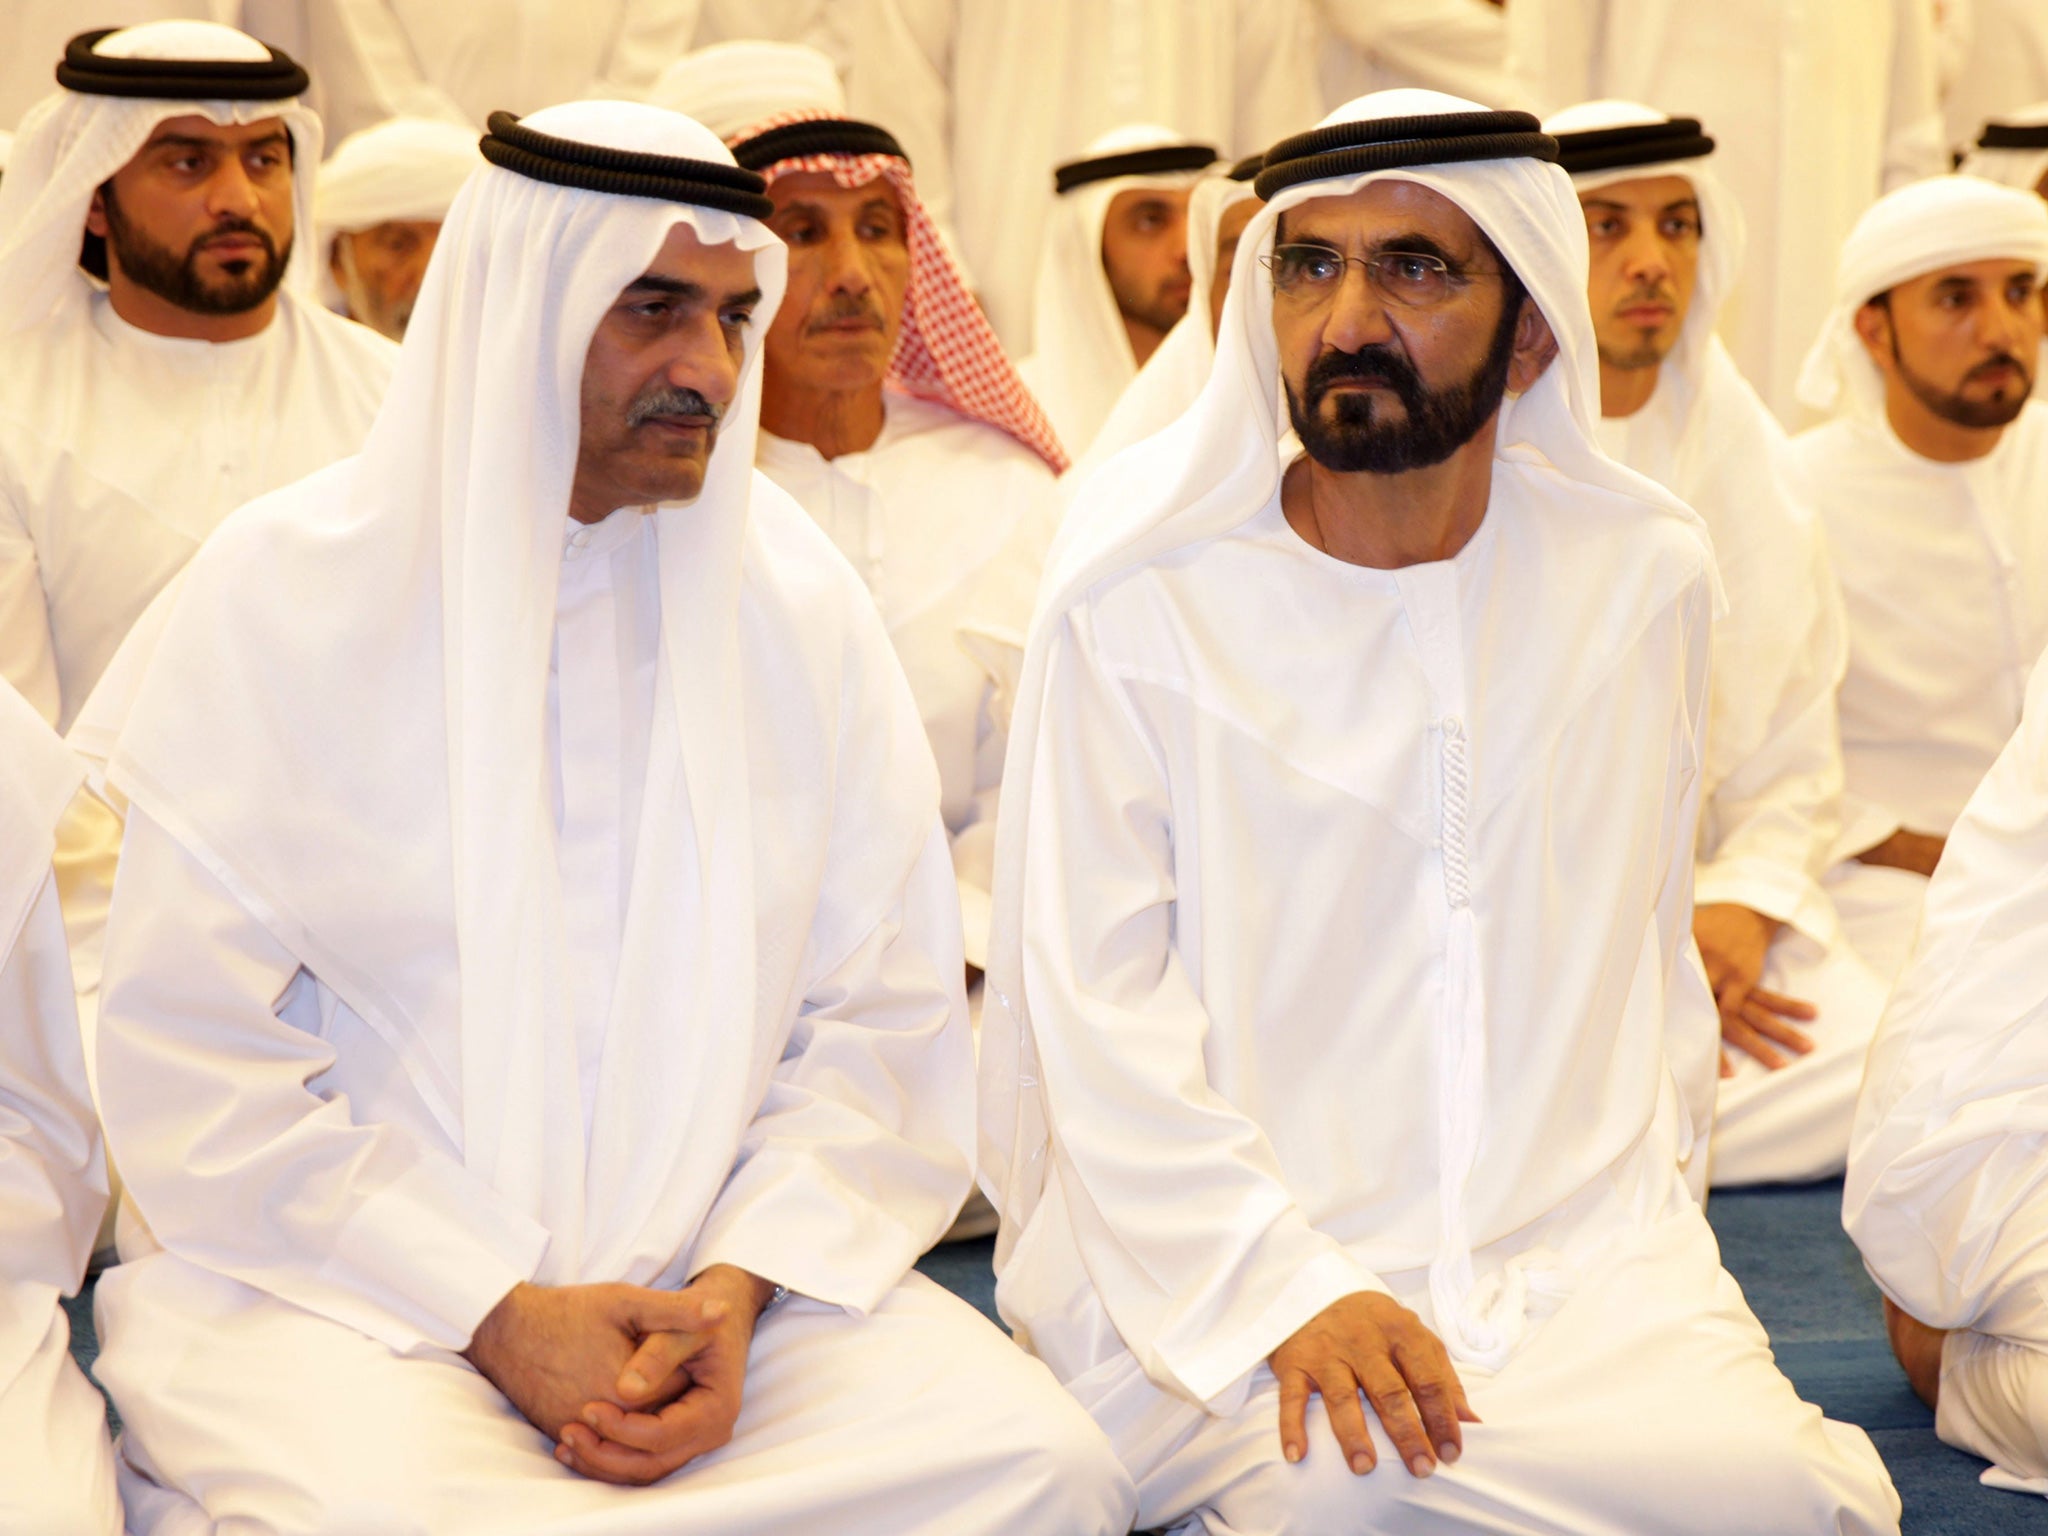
[479,112,774,217]
[57,28,309,99]
[1551,118,1717,177]
[1053,143,1220,195]
[1979,121,2048,152]
[732,118,909,173]
[1256,112,1558,201]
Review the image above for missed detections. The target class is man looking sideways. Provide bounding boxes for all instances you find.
[83,100,1135,1534]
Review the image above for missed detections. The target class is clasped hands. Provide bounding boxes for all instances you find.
[463,1263,776,1486]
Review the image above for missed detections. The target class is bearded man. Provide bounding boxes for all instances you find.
[1786,177,2048,984]
[82,99,1135,1535]
[982,89,1900,1535]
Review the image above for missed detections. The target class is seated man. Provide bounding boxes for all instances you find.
[0,681,118,1534]
[1545,101,1889,1188]
[1019,124,1218,458]
[1079,152,1266,479]
[1846,647,2048,1495]
[981,90,1901,1534]
[656,43,1067,995]
[1786,175,2048,983]
[84,101,1135,1535]
[316,115,482,340]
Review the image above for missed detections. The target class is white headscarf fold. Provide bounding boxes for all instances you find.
[94,101,830,1287]
[985,89,1711,1369]
[1025,124,1217,458]
[1795,175,2048,421]
[1961,103,2048,198]
[0,21,324,337]
[650,39,846,142]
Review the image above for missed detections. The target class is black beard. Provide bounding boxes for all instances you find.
[102,185,290,316]
[1891,329,2034,431]
[1285,295,1522,474]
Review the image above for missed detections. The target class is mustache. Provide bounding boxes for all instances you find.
[1967,352,2031,382]
[805,292,885,332]
[1616,281,1676,308]
[626,386,725,429]
[190,217,278,260]
[1304,344,1426,408]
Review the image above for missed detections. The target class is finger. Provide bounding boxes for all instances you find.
[615,1328,712,1403]
[1315,1364,1378,1476]
[1723,1017,1788,1071]
[1719,1047,1734,1079]
[1748,987,1818,1022]
[1358,1361,1435,1477]
[623,1289,730,1340]
[1741,1004,1815,1056]
[1393,1339,1469,1463]
[556,1423,696,1487]
[1276,1368,1312,1464]
[565,1392,734,1475]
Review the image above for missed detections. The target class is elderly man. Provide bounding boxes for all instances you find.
[82,101,1135,1534]
[1544,102,1889,1189]
[1847,653,2048,1497]
[1786,177,2048,985]
[316,115,481,340]
[1019,126,1220,458]
[982,90,1900,1534]
[0,681,118,1534]
[1080,154,1266,479]
[655,45,1065,998]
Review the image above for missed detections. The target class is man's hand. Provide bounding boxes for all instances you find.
[554,1264,775,1487]
[463,1281,728,1444]
[1694,902,1816,1074]
[1270,1291,1477,1479]
[1856,828,1945,878]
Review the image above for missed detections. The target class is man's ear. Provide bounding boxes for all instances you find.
[1852,298,1894,371]
[1506,296,1559,393]
[84,185,110,239]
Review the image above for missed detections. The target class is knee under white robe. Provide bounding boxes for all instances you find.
[0,685,118,1534]
[756,392,1061,969]
[994,486,1898,1534]
[1846,650,2048,1494]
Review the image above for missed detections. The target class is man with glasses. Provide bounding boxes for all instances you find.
[1785,177,2048,989]
[1545,102,1888,1191]
[980,89,1899,1535]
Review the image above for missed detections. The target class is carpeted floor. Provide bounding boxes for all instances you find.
[64,1181,2048,1532]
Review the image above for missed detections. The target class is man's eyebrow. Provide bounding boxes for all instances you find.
[1365,232,1465,266]
[147,130,289,153]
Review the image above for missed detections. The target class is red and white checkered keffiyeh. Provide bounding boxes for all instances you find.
[735,109,1069,474]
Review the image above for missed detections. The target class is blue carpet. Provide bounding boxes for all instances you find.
[65,1186,2048,1531]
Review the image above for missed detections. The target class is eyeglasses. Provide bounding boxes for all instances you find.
[1262,244,1502,308]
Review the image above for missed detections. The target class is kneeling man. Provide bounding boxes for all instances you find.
[982,91,1900,1535]
[1546,100,1888,1188]
[86,102,1133,1535]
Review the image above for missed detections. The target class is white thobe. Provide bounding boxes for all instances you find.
[92,510,1133,1535]
[1507,0,1947,423]
[1787,401,2048,976]
[756,393,1059,969]
[1000,485,1897,1533]
[1845,650,2048,1490]
[1595,364,1887,1187]
[300,0,703,143]
[0,873,119,1535]
[950,0,1320,351]
[0,289,396,733]
[1315,0,1509,112]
